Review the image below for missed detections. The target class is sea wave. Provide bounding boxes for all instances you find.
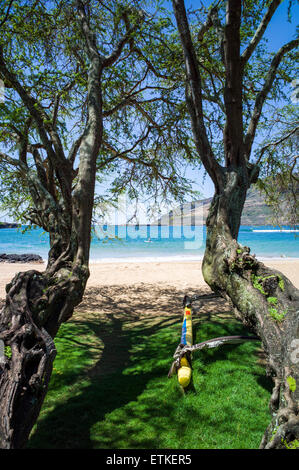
[88,255,299,264]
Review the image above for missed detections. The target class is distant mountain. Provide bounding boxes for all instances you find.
[156,186,281,226]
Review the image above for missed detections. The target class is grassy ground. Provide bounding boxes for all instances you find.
[27,285,272,449]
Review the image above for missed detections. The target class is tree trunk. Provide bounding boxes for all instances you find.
[0,239,89,448]
[202,170,299,449]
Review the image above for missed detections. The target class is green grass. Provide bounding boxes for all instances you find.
[27,311,272,449]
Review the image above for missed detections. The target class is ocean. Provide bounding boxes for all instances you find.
[0,225,298,262]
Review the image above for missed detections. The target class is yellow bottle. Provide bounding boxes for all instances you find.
[177,355,192,388]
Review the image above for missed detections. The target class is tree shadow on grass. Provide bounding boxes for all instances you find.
[28,284,189,448]
[29,314,192,448]
[27,284,271,449]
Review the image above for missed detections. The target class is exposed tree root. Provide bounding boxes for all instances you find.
[0,264,88,448]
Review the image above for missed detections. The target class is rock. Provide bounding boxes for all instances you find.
[0,222,20,229]
[0,253,44,263]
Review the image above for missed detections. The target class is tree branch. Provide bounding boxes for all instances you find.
[222,0,244,167]
[30,148,49,191]
[0,47,66,163]
[18,117,32,167]
[172,0,223,187]
[256,125,299,165]
[103,83,177,118]
[129,99,159,128]
[68,133,84,166]
[0,0,14,28]
[102,9,145,68]
[0,46,74,211]
[241,0,282,65]
[52,79,76,128]
[290,155,299,182]
[244,38,299,160]
[102,139,173,182]
[131,46,173,80]
[0,151,26,171]
[197,1,222,42]
[101,126,152,164]
[77,0,101,60]
[73,0,104,264]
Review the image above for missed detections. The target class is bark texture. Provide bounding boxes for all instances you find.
[0,261,89,448]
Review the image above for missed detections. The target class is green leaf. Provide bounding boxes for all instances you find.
[286,376,296,393]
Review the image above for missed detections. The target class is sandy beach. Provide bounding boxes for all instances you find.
[0,259,297,361]
[0,258,298,300]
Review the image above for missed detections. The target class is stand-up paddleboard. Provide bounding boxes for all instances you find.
[177,296,193,388]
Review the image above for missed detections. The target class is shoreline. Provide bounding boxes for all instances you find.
[3,254,299,263]
[0,258,298,300]
[88,255,299,263]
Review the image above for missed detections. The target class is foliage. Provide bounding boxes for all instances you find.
[177,0,298,227]
[255,104,299,229]
[267,296,278,305]
[281,438,299,449]
[1,1,298,226]
[0,0,298,451]
[4,345,12,359]
[286,376,296,393]
[251,274,287,321]
[251,274,267,295]
[268,306,287,322]
[0,0,198,228]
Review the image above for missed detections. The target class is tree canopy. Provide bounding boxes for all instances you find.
[0,0,297,226]
[0,0,197,228]
[0,0,298,450]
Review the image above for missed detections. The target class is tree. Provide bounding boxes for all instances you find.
[172,0,299,448]
[0,0,192,448]
[0,0,298,450]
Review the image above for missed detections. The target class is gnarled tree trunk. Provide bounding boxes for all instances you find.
[0,252,89,448]
[202,170,299,449]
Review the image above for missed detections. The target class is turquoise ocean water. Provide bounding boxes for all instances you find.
[0,225,298,262]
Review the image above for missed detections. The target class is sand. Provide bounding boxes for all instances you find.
[0,258,297,341]
[0,259,298,300]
